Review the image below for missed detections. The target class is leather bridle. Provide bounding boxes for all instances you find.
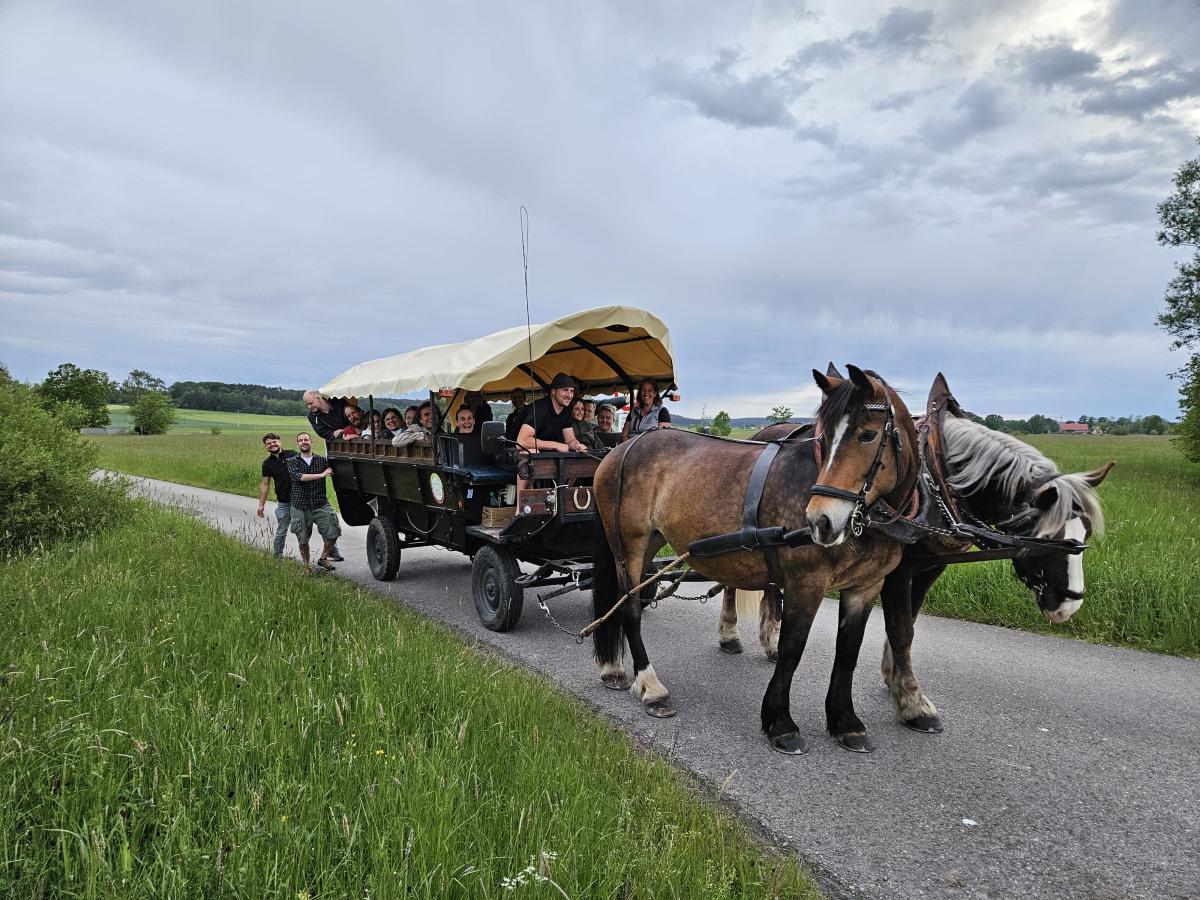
[808,392,901,538]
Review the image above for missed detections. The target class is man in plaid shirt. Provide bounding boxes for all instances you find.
[286,432,343,574]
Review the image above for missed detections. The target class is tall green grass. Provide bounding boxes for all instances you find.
[91,431,286,499]
[0,505,816,899]
[924,435,1200,657]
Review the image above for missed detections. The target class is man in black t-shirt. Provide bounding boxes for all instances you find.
[256,433,298,558]
[504,388,528,442]
[516,372,586,491]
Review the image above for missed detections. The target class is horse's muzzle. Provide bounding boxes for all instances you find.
[806,498,854,546]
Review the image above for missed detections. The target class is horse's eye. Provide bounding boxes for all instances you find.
[858,430,878,443]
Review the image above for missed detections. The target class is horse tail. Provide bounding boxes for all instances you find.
[591,516,625,669]
[735,589,763,620]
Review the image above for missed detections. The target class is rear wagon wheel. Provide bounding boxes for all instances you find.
[472,545,524,632]
[367,516,401,581]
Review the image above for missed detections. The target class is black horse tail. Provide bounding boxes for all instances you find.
[591,516,625,669]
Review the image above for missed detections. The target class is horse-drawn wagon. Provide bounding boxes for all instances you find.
[317,306,681,632]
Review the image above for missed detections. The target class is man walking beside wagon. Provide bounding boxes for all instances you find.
[287,432,343,575]
[256,432,296,558]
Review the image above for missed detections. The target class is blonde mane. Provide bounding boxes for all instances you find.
[941,415,1104,537]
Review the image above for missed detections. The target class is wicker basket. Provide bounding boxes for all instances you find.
[481,506,516,528]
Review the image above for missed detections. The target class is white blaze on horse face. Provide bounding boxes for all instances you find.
[808,415,855,545]
[1045,517,1086,623]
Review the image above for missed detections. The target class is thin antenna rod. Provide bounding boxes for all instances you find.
[521,206,537,440]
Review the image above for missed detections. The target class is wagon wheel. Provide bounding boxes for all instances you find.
[471,546,524,632]
[366,516,401,581]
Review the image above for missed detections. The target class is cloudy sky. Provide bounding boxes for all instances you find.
[3,0,1198,419]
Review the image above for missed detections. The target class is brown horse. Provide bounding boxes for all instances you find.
[591,365,920,754]
[718,372,1113,736]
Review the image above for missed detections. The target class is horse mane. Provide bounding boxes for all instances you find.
[941,415,1104,537]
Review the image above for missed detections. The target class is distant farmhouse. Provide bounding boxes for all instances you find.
[1059,422,1089,434]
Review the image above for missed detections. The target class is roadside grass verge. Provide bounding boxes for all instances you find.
[922,435,1200,657]
[0,504,817,898]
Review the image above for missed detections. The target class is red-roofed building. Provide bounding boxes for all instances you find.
[1059,422,1089,434]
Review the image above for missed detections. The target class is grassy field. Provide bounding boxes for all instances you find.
[106,404,311,434]
[91,419,1200,657]
[0,504,817,898]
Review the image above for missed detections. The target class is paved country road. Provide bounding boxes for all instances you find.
[124,475,1199,900]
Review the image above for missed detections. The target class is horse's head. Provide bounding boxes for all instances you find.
[1007,462,1114,623]
[938,401,1115,624]
[806,365,917,547]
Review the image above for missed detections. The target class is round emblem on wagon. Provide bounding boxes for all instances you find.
[429,473,445,505]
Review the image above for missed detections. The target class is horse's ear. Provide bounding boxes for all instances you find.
[1032,481,1059,511]
[825,362,843,379]
[845,364,874,396]
[1079,461,1115,487]
[812,369,841,394]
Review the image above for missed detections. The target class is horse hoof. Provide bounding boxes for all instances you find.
[904,714,943,734]
[644,697,676,718]
[601,672,630,691]
[765,650,778,663]
[719,639,744,655]
[834,732,875,754]
[770,732,807,755]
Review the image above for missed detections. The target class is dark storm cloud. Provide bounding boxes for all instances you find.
[645,50,801,129]
[1013,41,1102,89]
[785,38,855,72]
[784,7,935,78]
[850,7,936,53]
[871,90,918,111]
[793,121,839,146]
[1077,60,1200,120]
[919,80,1010,150]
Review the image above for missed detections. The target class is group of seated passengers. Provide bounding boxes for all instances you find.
[304,373,669,458]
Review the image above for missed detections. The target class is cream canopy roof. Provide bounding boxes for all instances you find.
[319,306,676,400]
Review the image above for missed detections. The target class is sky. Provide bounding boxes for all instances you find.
[2,0,1199,420]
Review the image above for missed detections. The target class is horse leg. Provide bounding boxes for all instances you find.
[717,586,743,654]
[881,564,945,686]
[624,536,674,717]
[825,586,878,753]
[880,566,943,733]
[591,519,630,691]
[760,586,823,755]
[759,588,781,662]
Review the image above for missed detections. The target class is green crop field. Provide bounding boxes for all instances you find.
[106,404,311,434]
[91,420,1200,657]
[0,504,817,898]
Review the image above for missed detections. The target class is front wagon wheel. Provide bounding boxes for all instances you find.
[471,546,524,632]
[366,516,401,581]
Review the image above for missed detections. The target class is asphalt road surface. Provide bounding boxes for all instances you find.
[126,475,1199,900]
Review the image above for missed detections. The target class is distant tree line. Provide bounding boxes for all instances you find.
[165,381,308,416]
[978,413,1171,435]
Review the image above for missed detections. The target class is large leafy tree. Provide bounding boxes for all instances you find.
[117,369,167,404]
[131,391,176,435]
[1158,137,1200,461]
[711,410,732,436]
[37,363,113,427]
[767,405,793,424]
